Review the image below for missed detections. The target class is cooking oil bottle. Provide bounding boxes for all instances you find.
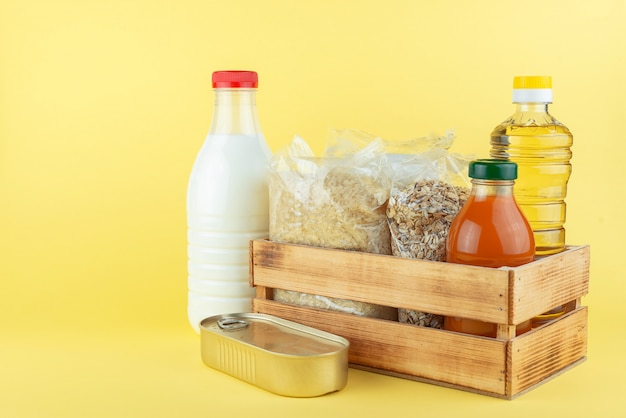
[490,76,573,256]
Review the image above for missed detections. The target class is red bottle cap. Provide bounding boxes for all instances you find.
[212,71,258,88]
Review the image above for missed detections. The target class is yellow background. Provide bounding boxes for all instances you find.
[1,0,624,416]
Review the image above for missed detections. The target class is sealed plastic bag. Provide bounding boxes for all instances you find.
[269,135,396,320]
[387,147,472,261]
[385,132,473,327]
[269,135,391,254]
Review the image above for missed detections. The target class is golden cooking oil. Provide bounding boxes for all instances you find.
[490,76,573,256]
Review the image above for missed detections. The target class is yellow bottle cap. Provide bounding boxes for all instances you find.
[512,76,552,103]
[513,76,552,89]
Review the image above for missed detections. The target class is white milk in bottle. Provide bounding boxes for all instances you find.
[187,71,270,333]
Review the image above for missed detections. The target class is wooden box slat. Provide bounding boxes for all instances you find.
[509,246,590,323]
[252,298,507,394]
[252,240,510,323]
[508,307,588,395]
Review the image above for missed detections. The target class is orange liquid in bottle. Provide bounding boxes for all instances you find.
[445,188,535,338]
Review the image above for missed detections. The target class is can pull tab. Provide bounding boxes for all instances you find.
[217,317,249,331]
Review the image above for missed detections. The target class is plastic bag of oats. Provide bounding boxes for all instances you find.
[386,140,473,328]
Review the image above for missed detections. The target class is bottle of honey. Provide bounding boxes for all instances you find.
[444,159,535,337]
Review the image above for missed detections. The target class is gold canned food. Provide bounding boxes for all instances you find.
[200,313,349,397]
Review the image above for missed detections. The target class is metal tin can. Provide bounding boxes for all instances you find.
[200,313,349,397]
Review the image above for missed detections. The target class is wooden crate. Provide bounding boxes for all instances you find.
[249,240,590,399]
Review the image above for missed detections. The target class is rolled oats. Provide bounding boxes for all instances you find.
[387,179,469,328]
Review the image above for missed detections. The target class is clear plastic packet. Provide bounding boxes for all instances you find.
[384,133,473,328]
[325,128,452,157]
[268,135,396,320]
[269,135,391,254]
[272,290,398,321]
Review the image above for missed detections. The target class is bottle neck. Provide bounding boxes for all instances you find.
[471,179,515,197]
[209,88,263,136]
[515,102,549,113]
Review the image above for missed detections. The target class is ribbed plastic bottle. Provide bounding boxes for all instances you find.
[187,71,271,333]
[490,76,573,256]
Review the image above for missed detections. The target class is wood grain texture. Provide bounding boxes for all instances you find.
[251,240,510,323]
[508,245,590,323]
[507,307,588,396]
[249,240,590,398]
[253,298,507,395]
